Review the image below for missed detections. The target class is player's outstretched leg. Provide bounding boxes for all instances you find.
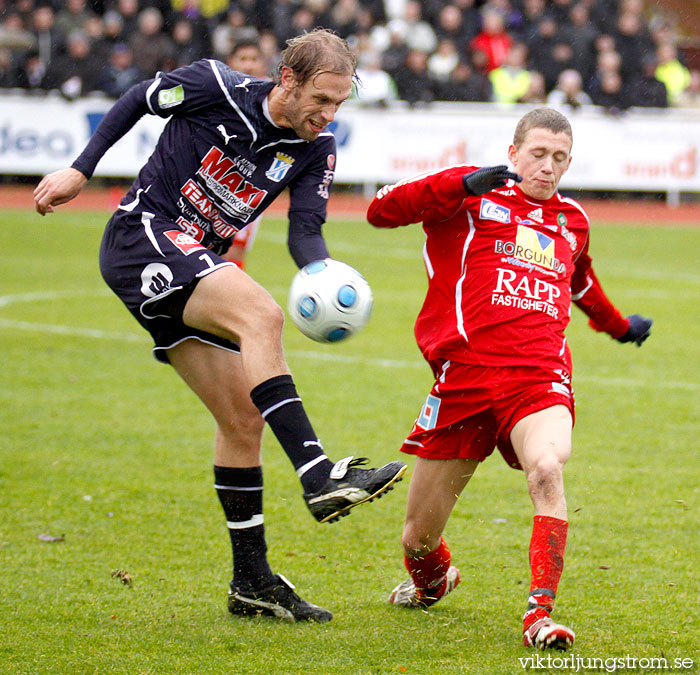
[228,573,332,623]
[251,376,406,523]
[303,456,407,523]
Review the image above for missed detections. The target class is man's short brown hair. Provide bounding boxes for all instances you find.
[513,107,573,148]
[275,28,357,85]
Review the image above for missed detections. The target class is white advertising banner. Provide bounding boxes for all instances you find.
[1,92,699,192]
[330,104,700,192]
[0,93,166,176]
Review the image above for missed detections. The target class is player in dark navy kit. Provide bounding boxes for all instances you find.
[223,38,272,269]
[34,29,406,624]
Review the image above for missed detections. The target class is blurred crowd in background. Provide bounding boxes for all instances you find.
[1,0,699,112]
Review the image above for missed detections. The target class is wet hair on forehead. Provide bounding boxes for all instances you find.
[513,107,573,148]
[275,27,357,85]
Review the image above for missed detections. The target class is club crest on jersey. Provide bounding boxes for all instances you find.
[480,198,511,223]
[265,152,295,182]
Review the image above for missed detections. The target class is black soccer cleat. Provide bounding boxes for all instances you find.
[303,456,407,523]
[227,574,332,623]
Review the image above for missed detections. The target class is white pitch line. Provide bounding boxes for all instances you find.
[254,230,421,260]
[0,289,112,308]
[1,291,698,391]
[285,348,424,370]
[0,318,146,342]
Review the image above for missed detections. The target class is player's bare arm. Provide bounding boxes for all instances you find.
[33,167,88,216]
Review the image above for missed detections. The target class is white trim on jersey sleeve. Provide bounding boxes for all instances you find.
[571,277,593,300]
[207,59,258,145]
[455,212,477,344]
[145,75,163,115]
[422,241,434,279]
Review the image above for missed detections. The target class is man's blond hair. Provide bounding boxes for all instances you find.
[275,28,357,85]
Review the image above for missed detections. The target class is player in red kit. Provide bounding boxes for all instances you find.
[367,107,652,649]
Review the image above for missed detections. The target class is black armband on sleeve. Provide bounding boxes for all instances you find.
[71,80,152,179]
[287,213,330,268]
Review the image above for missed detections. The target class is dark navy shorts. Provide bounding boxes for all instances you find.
[99,209,240,363]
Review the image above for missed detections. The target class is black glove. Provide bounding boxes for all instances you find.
[462,165,522,196]
[617,314,653,346]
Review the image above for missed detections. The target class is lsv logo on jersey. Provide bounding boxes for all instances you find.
[265,152,295,182]
[480,198,511,223]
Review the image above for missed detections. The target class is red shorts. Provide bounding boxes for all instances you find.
[401,361,575,470]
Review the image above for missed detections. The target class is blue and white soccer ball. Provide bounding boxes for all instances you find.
[288,259,373,343]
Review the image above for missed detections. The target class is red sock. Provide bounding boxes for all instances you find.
[404,537,451,592]
[525,516,568,628]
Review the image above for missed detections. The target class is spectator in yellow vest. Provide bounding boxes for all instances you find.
[655,42,691,105]
[170,0,229,19]
[489,42,532,104]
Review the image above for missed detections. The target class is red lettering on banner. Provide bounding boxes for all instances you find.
[391,141,467,174]
[624,147,697,179]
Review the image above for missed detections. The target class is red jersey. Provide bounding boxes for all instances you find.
[367,165,629,372]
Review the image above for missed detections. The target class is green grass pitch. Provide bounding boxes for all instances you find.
[0,207,698,674]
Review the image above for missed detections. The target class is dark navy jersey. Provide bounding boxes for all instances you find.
[73,59,337,263]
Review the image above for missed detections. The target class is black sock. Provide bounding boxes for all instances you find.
[250,375,332,493]
[214,465,276,592]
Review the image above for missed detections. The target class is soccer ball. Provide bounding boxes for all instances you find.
[287,259,373,343]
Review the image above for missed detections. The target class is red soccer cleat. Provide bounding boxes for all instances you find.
[389,566,461,608]
[523,609,575,650]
